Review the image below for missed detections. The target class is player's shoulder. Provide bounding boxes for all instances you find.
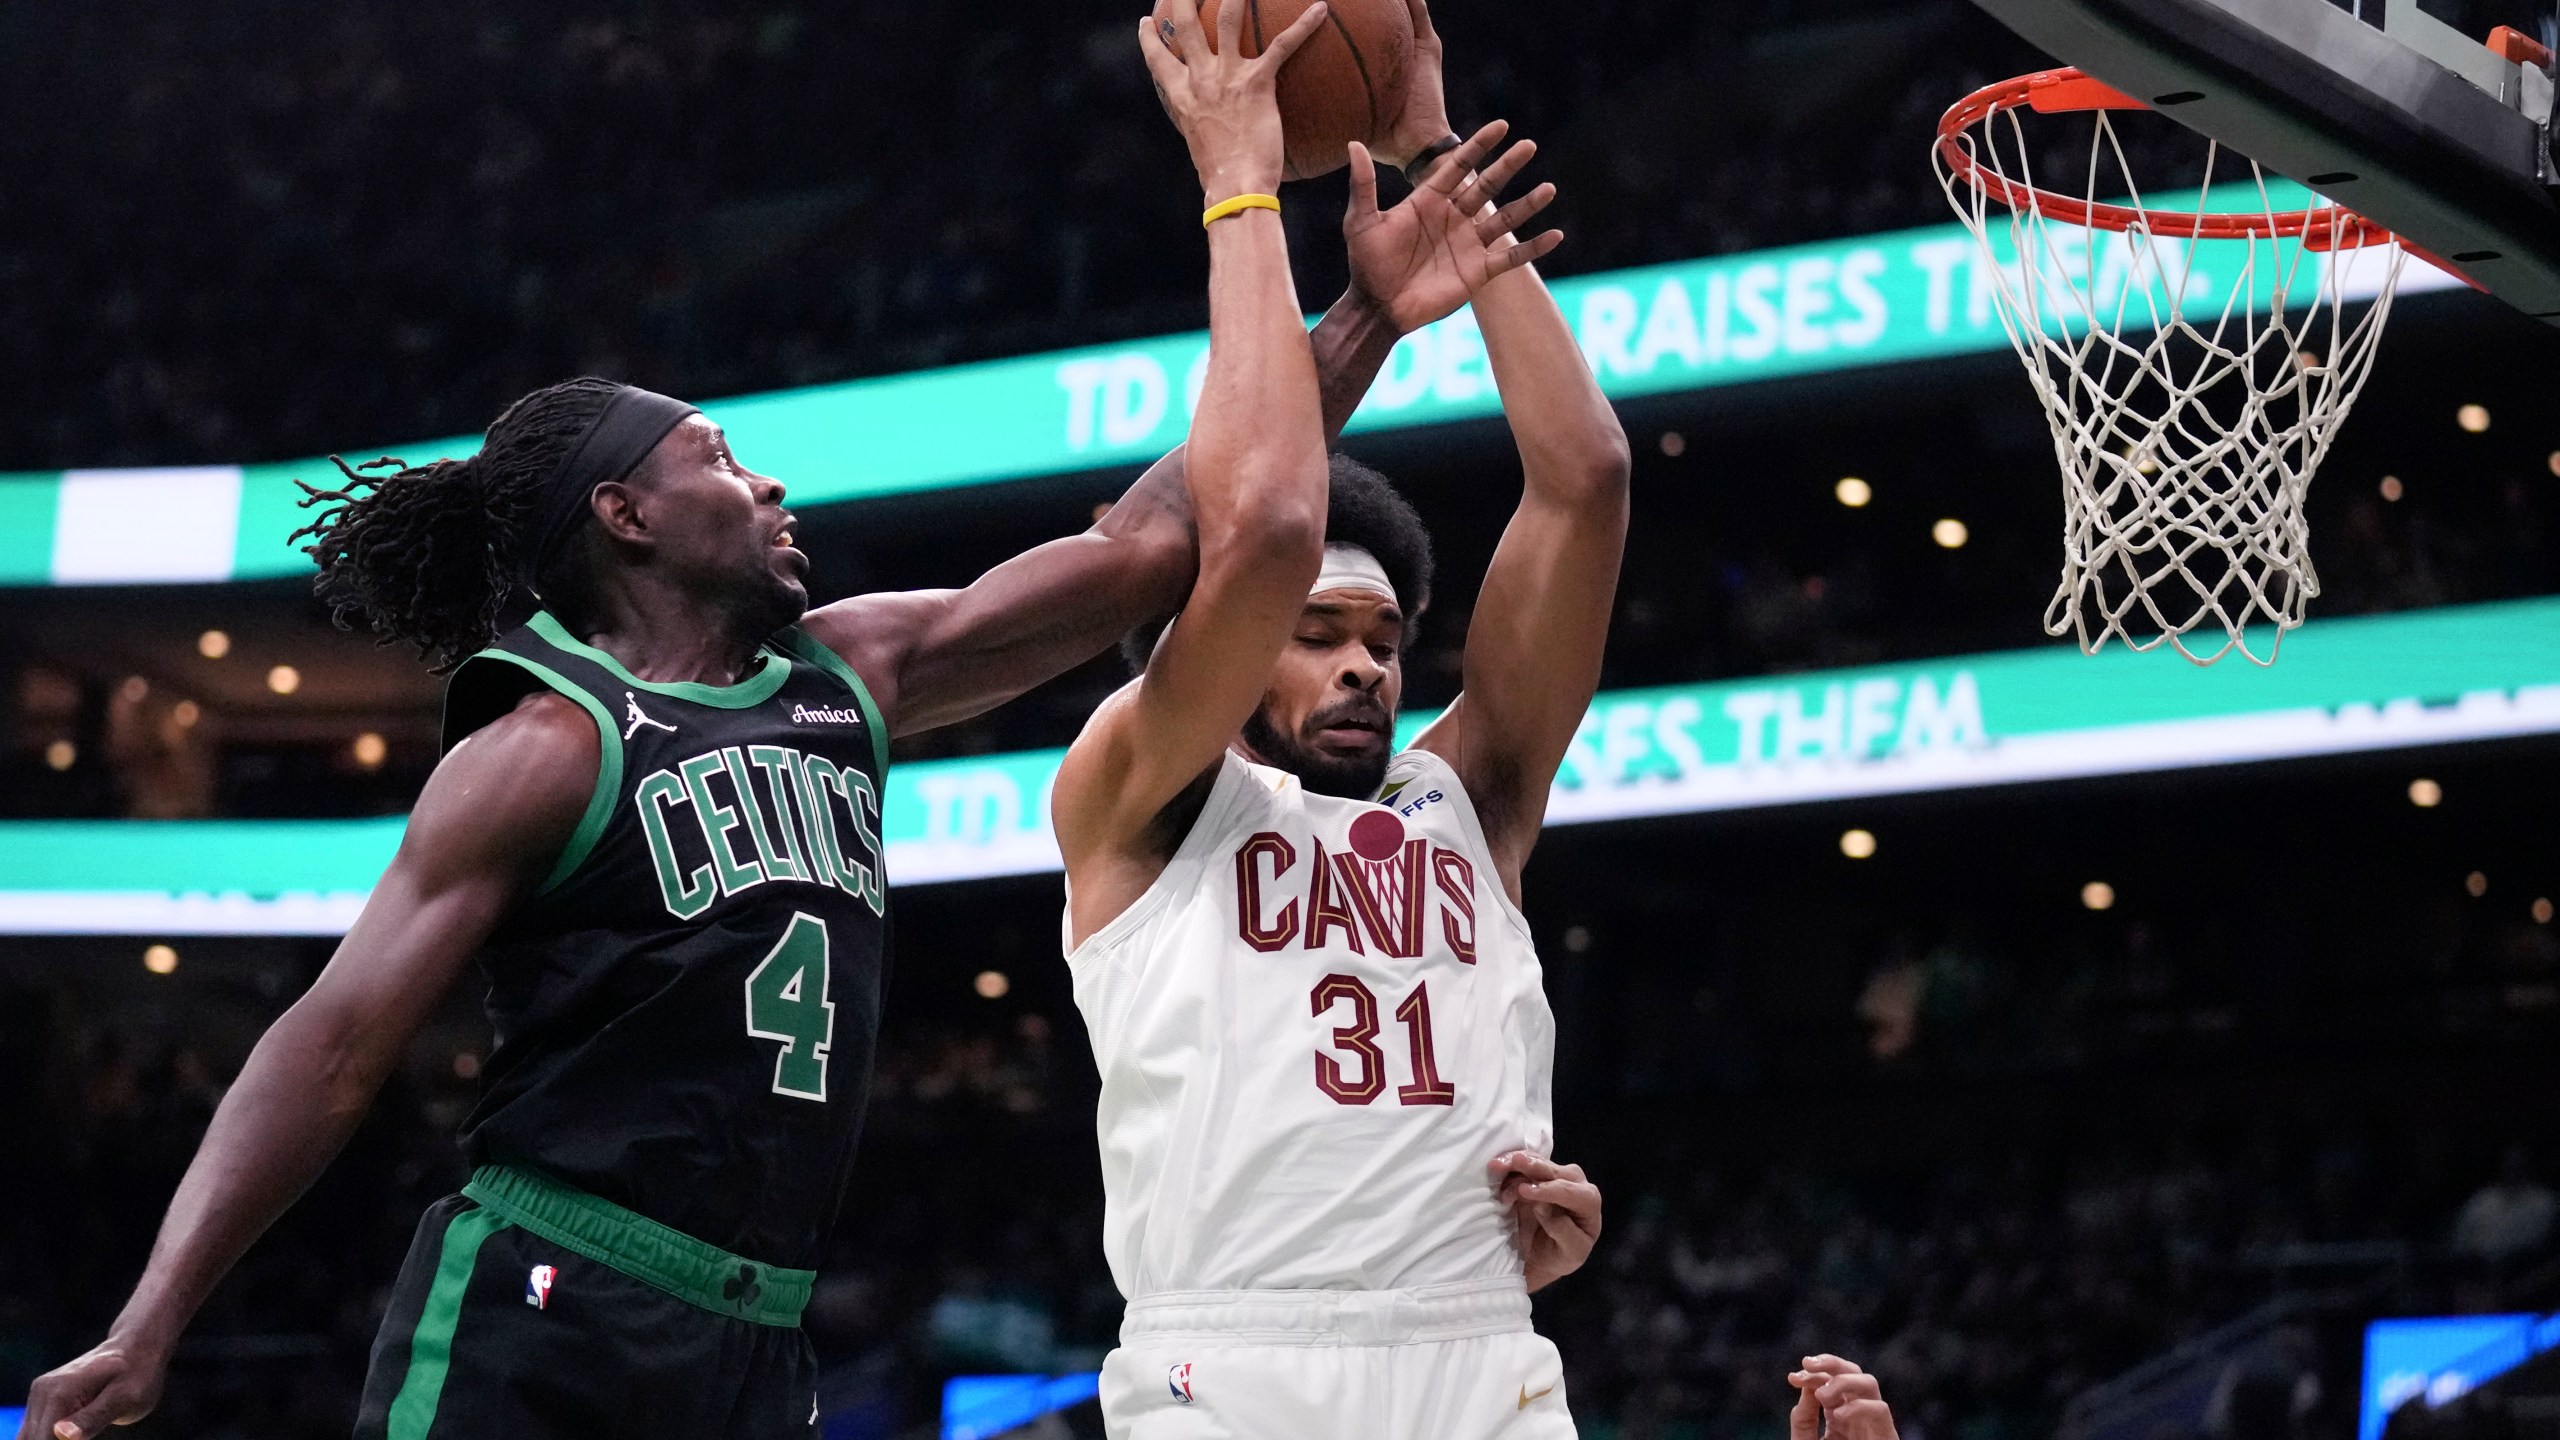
[460,686,601,762]
[403,690,597,881]
[1378,745,1468,804]
[1373,745,1501,854]
[439,691,598,799]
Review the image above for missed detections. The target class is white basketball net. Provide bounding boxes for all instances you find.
[1935,88,2407,665]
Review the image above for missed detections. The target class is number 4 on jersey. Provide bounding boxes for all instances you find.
[745,912,834,1101]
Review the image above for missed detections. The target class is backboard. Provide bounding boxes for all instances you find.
[1965,0,2560,322]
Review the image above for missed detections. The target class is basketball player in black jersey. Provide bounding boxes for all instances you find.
[15,9,1567,1436]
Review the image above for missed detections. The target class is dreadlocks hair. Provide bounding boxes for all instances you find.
[1120,451,1437,673]
[290,377,624,671]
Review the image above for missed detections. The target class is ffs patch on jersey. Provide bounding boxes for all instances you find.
[635,743,886,922]
[1376,778,1448,820]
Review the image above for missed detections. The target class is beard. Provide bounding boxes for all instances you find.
[1241,701,1393,801]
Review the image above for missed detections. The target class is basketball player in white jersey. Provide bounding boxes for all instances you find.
[1053,2,1621,1433]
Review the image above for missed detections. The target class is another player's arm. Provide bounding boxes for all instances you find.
[799,450,1196,738]
[803,292,1418,742]
[1406,236,1630,901]
[18,696,592,1440]
[1051,0,1333,942]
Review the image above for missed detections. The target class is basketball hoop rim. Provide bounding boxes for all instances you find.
[1935,67,2398,253]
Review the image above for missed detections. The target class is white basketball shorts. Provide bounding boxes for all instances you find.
[1097,1278,1576,1440]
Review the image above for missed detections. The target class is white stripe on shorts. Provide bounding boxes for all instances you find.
[1120,1277,1530,1348]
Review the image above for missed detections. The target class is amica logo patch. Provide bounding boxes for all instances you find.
[791,703,864,726]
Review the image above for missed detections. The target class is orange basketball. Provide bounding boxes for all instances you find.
[1151,0,1415,181]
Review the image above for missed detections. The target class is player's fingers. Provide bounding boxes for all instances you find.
[1518,1175,1600,1217]
[23,1368,95,1440]
[1477,183,1557,242]
[1789,1375,1825,1440]
[1818,1374,1883,1407]
[1828,1398,1898,1440]
[1138,17,1188,94]
[51,1386,145,1440]
[1168,0,1222,65]
[1209,0,1245,61]
[1431,118,1510,193]
[1537,1200,1598,1248]
[1801,1355,1866,1377]
[1257,1,1331,71]
[1487,228,1563,276]
[1404,0,1437,43]
[1491,1150,1563,1182]
[1457,137,1540,212]
[1346,141,1381,218]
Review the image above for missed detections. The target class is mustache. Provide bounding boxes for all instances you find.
[1306,696,1390,733]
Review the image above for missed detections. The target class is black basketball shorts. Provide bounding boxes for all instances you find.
[354,1167,819,1440]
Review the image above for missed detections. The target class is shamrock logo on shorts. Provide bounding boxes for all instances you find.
[724,1263,763,1311]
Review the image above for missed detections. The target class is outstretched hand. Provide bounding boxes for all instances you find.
[1138,0,1332,204]
[1344,120,1562,334]
[1491,1150,1602,1292]
[1790,1355,1901,1440]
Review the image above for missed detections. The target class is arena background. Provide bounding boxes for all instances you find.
[5,1,2560,1437]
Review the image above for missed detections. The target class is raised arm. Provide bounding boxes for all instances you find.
[804,9,1554,743]
[19,696,591,1440]
[798,452,1195,738]
[1050,0,1333,940]
[1405,27,1631,896]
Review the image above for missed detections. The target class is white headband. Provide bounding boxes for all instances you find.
[1311,543,1398,606]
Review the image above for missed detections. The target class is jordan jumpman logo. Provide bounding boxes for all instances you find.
[623,693,678,740]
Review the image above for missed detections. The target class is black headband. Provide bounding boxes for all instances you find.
[521,385,701,590]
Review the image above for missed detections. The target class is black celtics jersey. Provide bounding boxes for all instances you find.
[439,610,892,1269]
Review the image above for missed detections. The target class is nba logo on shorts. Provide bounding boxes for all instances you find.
[525,1264,556,1309]
[1166,1362,1195,1403]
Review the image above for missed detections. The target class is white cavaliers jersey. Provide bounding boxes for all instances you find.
[1065,746,1557,1299]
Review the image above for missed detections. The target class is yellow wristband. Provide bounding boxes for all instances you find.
[1202,193,1282,228]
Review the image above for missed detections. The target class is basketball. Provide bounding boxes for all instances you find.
[1151,0,1415,181]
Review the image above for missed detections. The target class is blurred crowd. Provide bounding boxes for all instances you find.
[1538,1134,2560,1440]
[0,0,2053,470]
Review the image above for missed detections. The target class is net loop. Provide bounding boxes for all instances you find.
[1934,68,2407,666]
